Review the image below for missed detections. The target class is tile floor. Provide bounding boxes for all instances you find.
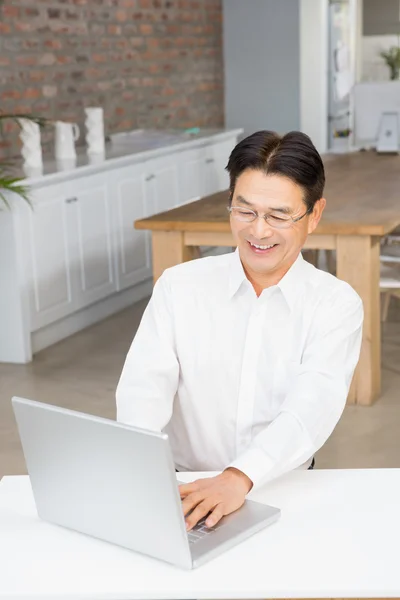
[1,294,400,479]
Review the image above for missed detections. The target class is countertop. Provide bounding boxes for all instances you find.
[11,128,243,188]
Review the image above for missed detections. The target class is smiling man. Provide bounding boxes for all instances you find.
[116,130,363,531]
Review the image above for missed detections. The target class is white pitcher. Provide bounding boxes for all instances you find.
[54,121,80,160]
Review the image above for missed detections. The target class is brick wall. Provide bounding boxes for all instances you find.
[0,0,224,159]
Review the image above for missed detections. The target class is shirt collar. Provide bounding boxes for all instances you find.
[228,248,248,298]
[228,248,311,311]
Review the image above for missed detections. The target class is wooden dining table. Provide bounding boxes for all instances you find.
[135,151,400,407]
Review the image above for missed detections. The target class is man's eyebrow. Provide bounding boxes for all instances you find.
[235,195,253,207]
[235,195,293,214]
[269,206,293,215]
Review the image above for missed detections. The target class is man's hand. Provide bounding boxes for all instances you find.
[178,467,253,531]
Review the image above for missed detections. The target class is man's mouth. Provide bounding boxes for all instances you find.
[247,240,278,254]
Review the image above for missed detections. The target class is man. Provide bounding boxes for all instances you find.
[116,130,363,531]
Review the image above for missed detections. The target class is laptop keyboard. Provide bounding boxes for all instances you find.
[187,518,222,545]
[179,490,224,545]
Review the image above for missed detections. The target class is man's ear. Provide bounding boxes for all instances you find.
[307,197,326,235]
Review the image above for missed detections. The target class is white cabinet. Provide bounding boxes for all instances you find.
[203,140,232,195]
[177,147,206,205]
[177,141,232,205]
[69,174,115,310]
[2,130,242,363]
[113,163,151,291]
[20,184,74,332]
[113,157,180,292]
[21,174,116,332]
[145,155,180,213]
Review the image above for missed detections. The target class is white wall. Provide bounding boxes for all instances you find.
[355,0,364,81]
[362,35,400,81]
[223,0,300,137]
[224,0,362,153]
[299,0,329,153]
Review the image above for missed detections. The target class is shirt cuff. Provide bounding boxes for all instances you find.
[228,445,276,489]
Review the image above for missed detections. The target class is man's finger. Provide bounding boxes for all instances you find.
[178,482,198,497]
[185,499,215,531]
[205,503,225,528]
[181,491,205,516]
[179,477,215,497]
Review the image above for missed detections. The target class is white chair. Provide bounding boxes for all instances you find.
[380,235,400,322]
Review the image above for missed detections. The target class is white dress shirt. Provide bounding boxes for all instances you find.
[116,250,363,488]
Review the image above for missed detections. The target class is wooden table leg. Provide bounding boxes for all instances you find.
[336,235,381,405]
[151,230,200,283]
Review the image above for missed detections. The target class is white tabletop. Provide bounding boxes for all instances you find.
[1,469,399,600]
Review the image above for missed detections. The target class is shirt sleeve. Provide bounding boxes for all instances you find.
[116,272,179,431]
[228,288,364,489]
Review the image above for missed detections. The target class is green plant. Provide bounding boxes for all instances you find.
[0,114,47,210]
[0,165,31,209]
[380,46,400,80]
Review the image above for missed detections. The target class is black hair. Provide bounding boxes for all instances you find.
[226,130,325,211]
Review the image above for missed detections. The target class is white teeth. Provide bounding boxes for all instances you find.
[250,242,275,250]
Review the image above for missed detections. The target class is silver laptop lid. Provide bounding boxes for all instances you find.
[12,397,192,569]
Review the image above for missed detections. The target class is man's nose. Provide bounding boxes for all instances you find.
[249,215,274,240]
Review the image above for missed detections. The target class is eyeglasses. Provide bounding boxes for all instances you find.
[226,205,312,229]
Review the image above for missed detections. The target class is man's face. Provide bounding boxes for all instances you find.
[229,169,325,279]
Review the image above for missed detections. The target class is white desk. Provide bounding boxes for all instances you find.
[1,469,400,600]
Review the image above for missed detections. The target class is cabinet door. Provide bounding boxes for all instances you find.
[21,184,75,332]
[69,174,116,310]
[113,163,152,290]
[204,139,234,195]
[176,147,205,206]
[146,155,180,213]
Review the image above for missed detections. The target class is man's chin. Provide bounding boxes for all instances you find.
[240,251,282,275]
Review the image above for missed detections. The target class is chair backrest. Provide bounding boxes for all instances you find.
[381,234,400,264]
[380,263,400,288]
[380,234,400,288]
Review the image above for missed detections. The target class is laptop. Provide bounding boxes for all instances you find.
[12,396,281,569]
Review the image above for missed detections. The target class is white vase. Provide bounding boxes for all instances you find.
[19,119,43,169]
[54,121,80,161]
[84,107,105,155]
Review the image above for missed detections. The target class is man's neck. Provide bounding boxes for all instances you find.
[242,257,298,297]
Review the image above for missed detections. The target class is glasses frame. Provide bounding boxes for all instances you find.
[226,205,312,228]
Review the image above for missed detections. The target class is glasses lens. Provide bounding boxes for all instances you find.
[267,214,292,229]
[229,207,298,228]
[230,207,255,222]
